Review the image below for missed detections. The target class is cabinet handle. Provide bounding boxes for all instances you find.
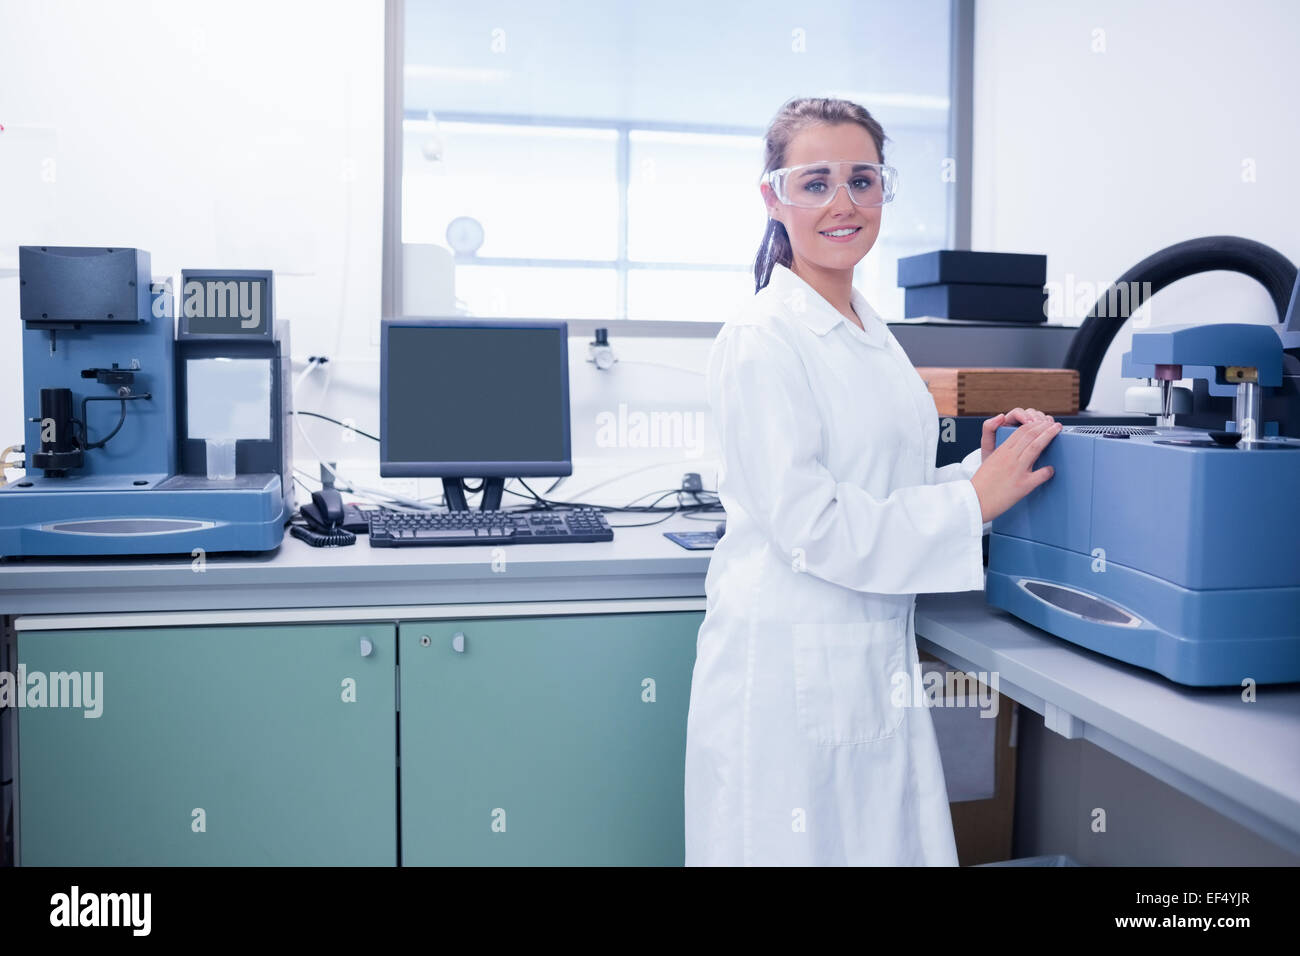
[359,637,374,657]
[451,632,465,653]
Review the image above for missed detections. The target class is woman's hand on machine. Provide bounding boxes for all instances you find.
[970,415,1062,524]
[979,407,1053,462]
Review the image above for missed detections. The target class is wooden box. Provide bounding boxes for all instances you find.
[915,367,1079,417]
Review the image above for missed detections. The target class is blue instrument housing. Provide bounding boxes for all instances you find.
[0,247,290,557]
[1129,322,1284,386]
[986,423,1300,685]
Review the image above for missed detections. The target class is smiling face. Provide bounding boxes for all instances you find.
[761,122,883,279]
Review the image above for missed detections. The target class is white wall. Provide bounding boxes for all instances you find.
[973,0,1300,863]
[292,333,718,511]
[0,0,385,436]
[0,0,718,505]
[7,1,1296,502]
[972,0,1300,412]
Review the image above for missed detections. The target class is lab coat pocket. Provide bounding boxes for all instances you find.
[792,616,908,746]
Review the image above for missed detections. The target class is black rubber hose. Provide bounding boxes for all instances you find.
[80,397,127,450]
[1063,236,1297,408]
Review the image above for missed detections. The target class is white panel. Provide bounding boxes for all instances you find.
[972,0,1299,412]
[186,358,272,440]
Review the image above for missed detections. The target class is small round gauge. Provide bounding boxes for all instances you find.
[446,216,484,255]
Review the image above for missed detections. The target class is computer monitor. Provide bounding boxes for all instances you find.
[380,318,572,510]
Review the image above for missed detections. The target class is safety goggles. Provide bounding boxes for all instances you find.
[763,160,898,208]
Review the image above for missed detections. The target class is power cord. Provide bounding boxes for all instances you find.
[289,524,357,547]
[292,410,379,443]
[499,475,723,527]
[288,403,723,522]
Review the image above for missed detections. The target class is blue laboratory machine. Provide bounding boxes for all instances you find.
[0,247,293,557]
[987,273,1300,685]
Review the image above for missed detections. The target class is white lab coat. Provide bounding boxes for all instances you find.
[684,262,987,866]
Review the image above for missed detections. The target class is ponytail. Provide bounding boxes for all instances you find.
[754,218,794,293]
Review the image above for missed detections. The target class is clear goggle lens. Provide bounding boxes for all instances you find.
[765,161,898,208]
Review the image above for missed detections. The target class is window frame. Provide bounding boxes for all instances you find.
[383,0,975,337]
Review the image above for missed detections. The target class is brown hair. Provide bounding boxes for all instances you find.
[753,97,888,293]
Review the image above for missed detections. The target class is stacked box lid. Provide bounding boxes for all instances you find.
[898,250,1048,323]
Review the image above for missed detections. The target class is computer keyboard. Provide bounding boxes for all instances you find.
[367,506,614,547]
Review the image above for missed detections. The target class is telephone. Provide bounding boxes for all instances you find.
[291,489,357,547]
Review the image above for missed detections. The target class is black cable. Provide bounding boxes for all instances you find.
[517,482,721,513]
[290,403,722,519]
[289,524,357,547]
[497,481,723,524]
[1063,236,1298,407]
[86,399,125,448]
[516,478,553,509]
[604,487,715,527]
[606,490,722,527]
[355,471,724,522]
[292,410,380,442]
[612,487,680,509]
[498,484,672,513]
[79,394,150,449]
[607,510,688,529]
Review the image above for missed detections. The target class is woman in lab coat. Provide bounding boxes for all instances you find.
[683,97,1062,866]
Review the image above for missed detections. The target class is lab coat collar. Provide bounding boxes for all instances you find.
[766,262,886,347]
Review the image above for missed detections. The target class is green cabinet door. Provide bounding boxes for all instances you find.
[17,622,396,865]
[399,611,701,866]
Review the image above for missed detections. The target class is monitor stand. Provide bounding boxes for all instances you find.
[442,476,505,512]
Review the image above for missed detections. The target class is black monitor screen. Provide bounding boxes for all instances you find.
[382,322,570,475]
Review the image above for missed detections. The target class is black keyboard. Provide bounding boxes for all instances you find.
[367,507,614,547]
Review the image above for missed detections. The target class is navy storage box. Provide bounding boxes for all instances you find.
[898,250,1047,288]
[904,282,1048,322]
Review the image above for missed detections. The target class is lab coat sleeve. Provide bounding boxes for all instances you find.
[711,325,985,595]
[934,446,983,483]
[934,448,993,534]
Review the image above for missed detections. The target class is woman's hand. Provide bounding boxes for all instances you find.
[970,418,1062,523]
[980,407,1054,462]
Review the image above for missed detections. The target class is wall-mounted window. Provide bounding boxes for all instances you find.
[396,0,963,322]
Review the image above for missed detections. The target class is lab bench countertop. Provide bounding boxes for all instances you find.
[916,590,1300,858]
[3,519,1298,856]
[0,514,717,615]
